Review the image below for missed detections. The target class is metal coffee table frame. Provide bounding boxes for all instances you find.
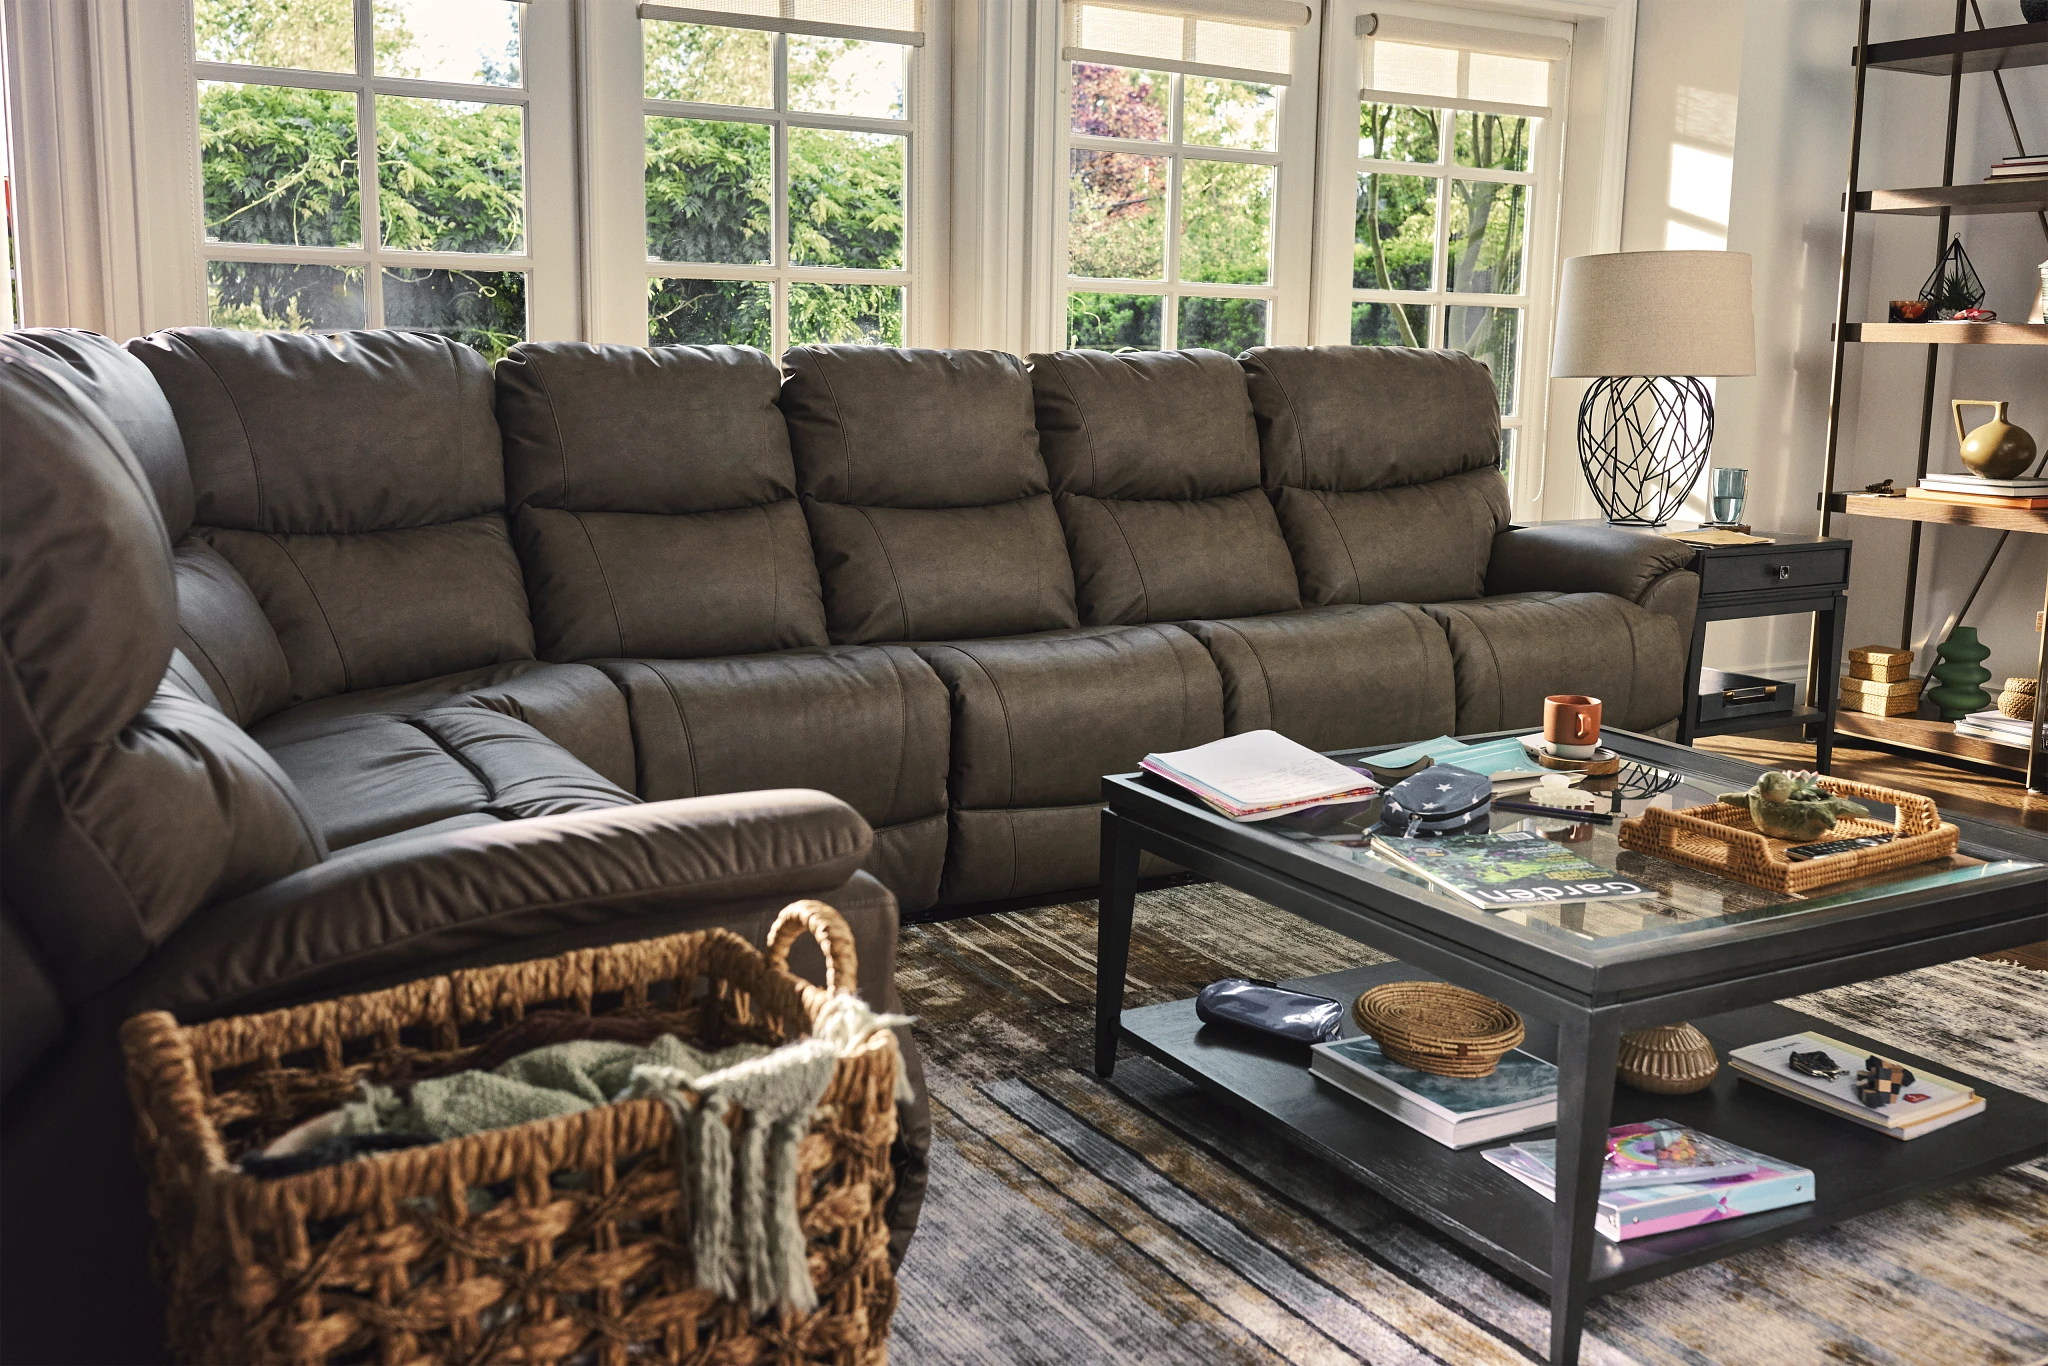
[1092,729,2048,1366]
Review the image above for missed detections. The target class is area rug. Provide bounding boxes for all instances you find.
[887,883,2048,1366]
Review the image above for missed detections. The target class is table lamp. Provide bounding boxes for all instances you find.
[1550,251,1756,526]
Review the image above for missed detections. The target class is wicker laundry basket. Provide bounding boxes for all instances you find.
[120,902,901,1366]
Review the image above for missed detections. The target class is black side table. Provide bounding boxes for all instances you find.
[1672,529,1853,771]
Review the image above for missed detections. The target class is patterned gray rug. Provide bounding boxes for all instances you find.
[887,883,2048,1366]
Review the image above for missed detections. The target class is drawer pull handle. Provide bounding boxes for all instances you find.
[1723,685,1777,704]
[1774,564,1793,581]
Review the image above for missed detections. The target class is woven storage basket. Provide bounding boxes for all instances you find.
[120,902,901,1366]
[1618,776,1959,896]
[1352,983,1525,1077]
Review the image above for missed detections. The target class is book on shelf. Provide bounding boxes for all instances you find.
[1482,1121,1814,1242]
[1955,710,2043,747]
[1371,830,1655,910]
[1905,488,2048,511]
[1920,473,2048,494]
[1140,730,1377,822]
[1727,1032,1985,1139]
[1309,1034,1556,1148]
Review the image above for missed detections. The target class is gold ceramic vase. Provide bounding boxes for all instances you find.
[1954,400,2037,481]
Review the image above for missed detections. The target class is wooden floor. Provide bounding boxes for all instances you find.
[1697,732,2048,971]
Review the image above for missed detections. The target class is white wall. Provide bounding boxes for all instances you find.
[1616,0,2048,691]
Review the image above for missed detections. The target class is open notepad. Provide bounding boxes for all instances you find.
[1141,730,1377,821]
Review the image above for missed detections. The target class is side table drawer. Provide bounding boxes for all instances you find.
[1698,548,1849,597]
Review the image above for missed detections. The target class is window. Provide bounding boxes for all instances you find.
[639,1,925,352]
[1057,1,1312,352]
[190,0,568,359]
[1346,16,1566,476]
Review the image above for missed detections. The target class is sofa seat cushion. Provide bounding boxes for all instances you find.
[253,705,635,851]
[1181,604,1457,752]
[1423,592,1688,734]
[913,625,1223,903]
[594,647,950,911]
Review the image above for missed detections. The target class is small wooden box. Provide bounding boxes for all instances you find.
[1840,674,1922,699]
[1839,686,1921,717]
[1848,645,1914,683]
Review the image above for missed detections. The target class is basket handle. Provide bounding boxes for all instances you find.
[766,900,860,996]
[1810,774,1940,836]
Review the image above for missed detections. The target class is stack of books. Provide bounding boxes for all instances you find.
[1729,1031,1984,1139]
[1839,645,1920,717]
[1484,1121,1814,1242]
[1985,153,2048,182]
[1907,474,2048,511]
[1955,708,2042,749]
[1309,1033,1557,1148]
[1141,730,1377,821]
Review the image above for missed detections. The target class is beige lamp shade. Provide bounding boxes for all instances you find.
[1550,251,1756,378]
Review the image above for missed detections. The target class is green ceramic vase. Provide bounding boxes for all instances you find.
[1927,626,1992,720]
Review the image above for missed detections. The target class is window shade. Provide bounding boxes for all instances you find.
[1357,13,1566,116]
[1065,0,1309,85]
[640,0,923,47]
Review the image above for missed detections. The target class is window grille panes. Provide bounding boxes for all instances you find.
[193,0,533,358]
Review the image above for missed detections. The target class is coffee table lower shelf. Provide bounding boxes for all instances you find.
[1119,962,2048,1297]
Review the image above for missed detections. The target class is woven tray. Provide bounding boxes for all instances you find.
[1618,775,1959,896]
[1352,982,1525,1078]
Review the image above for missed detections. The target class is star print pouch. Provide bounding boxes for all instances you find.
[1378,764,1493,836]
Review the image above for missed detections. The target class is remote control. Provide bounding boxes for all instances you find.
[1784,833,1893,861]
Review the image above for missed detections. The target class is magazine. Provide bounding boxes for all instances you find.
[1309,1034,1556,1148]
[1483,1120,1813,1241]
[1513,1122,1758,1190]
[1371,830,1655,909]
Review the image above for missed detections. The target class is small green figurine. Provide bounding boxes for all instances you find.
[1718,770,1869,842]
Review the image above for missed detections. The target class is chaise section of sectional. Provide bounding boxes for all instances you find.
[493,341,952,911]
[1027,346,1458,752]
[1241,343,1695,737]
[781,345,1228,904]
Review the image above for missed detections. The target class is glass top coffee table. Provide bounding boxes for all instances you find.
[1092,729,2048,1366]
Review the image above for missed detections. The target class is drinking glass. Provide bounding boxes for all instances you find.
[1711,467,1748,525]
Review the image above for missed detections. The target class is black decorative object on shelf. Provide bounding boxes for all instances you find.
[1916,237,1986,319]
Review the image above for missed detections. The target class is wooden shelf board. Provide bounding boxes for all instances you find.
[1856,181,2048,216]
[1843,322,2048,344]
[1859,22,2048,75]
[1828,493,2048,533]
[1837,712,2040,771]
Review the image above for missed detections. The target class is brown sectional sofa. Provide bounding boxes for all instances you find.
[1,324,1699,1363]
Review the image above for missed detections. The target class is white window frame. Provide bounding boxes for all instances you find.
[1048,3,1319,352]
[182,0,578,342]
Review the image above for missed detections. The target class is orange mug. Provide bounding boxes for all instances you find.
[1544,695,1602,759]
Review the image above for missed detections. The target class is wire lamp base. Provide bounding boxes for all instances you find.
[1577,375,1715,527]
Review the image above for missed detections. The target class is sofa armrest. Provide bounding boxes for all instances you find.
[1486,524,1701,636]
[131,789,872,1019]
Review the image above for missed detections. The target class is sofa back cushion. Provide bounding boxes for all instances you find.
[0,352,323,1008]
[1240,345,1509,605]
[780,346,1077,643]
[494,342,827,660]
[128,329,535,704]
[173,539,293,727]
[1029,348,1299,624]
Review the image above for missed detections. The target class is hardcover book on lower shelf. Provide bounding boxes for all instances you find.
[1309,1034,1557,1148]
[1483,1121,1814,1242]
[1727,1032,1985,1139]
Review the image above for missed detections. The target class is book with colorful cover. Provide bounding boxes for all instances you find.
[1483,1121,1813,1241]
[1371,830,1655,910]
[1354,735,1548,793]
[1727,1032,1985,1138]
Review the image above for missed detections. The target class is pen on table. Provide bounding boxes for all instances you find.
[1494,799,1615,825]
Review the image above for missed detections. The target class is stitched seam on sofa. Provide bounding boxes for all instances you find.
[187,343,269,527]
[1470,605,1508,731]
[810,352,857,502]
[1098,499,1152,622]
[1257,357,1312,488]
[195,836,869,1012]
[1398,605,1444,726]
[526,348,574,510]
[1217,619,1270,730]
[955,647,1020,811]
[409,714,498,802]
[885,649,912,827]
[258,530,353,693]
[568,510,628,656]
[1314,490,1364,604]
[763,503,781,643]
[851,505,913,641]
[648,666,703,798]
[1051,357,1099,496]
[176,623,244,724]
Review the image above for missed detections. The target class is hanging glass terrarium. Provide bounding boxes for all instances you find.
[1917,237,1985,319]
